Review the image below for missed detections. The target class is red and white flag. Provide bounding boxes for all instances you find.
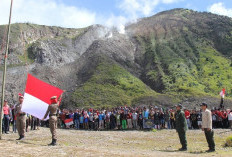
[220,88,226,98]
[64,119,74,126]
[22,74,63,119]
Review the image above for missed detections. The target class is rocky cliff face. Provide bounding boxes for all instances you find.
[0,9,232,109]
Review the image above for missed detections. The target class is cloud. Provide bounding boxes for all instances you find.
[0,0,96,28]
[0,0,184,33]
[162,0,183,4]
[119,0,183,17]
[208,2,232,18]
[119,0,159,18]
[113,0,182,33]
[105,15,127,34]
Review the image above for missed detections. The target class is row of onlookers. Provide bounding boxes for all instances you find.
[2,101,232,133]
[58,106,232,130]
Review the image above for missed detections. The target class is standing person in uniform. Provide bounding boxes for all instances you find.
[201,103,215,152]
[42,95,62,146]
[15,94,26,140]
[175,104,188,151]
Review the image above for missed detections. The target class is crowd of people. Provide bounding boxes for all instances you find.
[1,95,231,151]
[2,102,232,134]
[58,106,232,131]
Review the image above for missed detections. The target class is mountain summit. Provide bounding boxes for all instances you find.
[0,8,232,108]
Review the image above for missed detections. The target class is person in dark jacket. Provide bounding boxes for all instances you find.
[154,111,160,129]
[138,111,143,130]
[73,109,80,129]
[190,110,198,129]
[175,104,188,151]
[110,112,116,129]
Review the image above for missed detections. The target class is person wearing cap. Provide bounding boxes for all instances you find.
[175,104,188,151]
[42,95,62,146]
[15,94,26,140]
[201,103,215,152]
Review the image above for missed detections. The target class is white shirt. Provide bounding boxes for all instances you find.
[202,109,212,129]
[132,113,137,120]
[228,112,232,121]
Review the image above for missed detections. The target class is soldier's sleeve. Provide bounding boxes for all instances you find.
[43,106,50,119]
[181,112,186,127]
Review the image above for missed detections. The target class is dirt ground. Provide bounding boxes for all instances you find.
[0,128,232,157]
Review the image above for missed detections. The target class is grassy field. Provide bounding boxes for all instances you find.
[0,128,232,157]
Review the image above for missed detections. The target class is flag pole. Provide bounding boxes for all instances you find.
[0,0,13,140]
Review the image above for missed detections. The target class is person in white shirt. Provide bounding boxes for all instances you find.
[132,110,138,129]
[227,109,232,130]
[201,103,215,152]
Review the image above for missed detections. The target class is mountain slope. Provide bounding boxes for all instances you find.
[1,8,232,108]
[127,8,232,97]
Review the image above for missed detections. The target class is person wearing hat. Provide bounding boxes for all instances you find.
[201,103,215,152]
[175,104,188,151]
[42,95,62,146]
[15,93,26,140]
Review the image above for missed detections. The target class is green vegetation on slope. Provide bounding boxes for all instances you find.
[131,9,232,99]
[72,60,157,108]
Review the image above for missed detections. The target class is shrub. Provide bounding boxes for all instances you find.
[225,136,232,147]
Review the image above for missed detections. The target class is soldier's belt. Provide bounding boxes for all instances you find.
[49,114,57,117]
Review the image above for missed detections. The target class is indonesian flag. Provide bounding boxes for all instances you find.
[22,74,63,120]
[220,88,226,98]
[64,119,74,126]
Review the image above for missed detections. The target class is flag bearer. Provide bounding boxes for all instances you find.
[42,95,62,146]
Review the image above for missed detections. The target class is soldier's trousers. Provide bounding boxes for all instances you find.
[204,129,215,150]
[16,115,26,136]
[177,129,187,149]
[49,116,57,140]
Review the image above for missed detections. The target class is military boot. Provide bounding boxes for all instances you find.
[16,135,24,140]
[48,139,54,146]
[179,147,187,151]
[20,135,25,140]
[16,135,22,140]
[52,139,57,146]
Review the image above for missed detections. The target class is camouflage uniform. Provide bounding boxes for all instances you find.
[175,110,188,150]
[15,103,26,140]
[43,101,58,145]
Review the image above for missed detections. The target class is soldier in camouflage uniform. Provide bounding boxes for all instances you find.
[15,94,26,140]
[175,104,188,151]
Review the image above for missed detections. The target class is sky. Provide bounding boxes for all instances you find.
[0,0,232,32]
